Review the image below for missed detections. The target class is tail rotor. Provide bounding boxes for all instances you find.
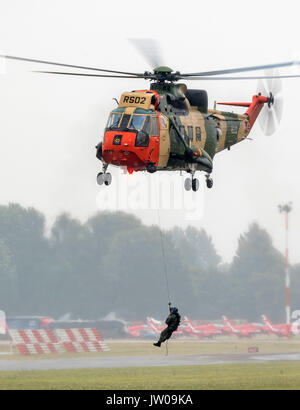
[257,70,284,136]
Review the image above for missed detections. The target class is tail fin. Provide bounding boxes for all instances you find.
[222,315,233,325]
[184,317,199,332]
[261,315,278,332]
[146,317,161,331]
[261,315,272,325]
[222,316,238,333]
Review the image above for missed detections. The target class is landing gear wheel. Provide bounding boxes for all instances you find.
[206,177,213,189]
[96,172,104,186]
[192,178,199,192]
[184,178,192,191]
[104,172,112,186]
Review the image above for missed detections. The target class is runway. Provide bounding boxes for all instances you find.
[1,352,300,371]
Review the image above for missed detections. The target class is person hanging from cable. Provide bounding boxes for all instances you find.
[153,305,181,347]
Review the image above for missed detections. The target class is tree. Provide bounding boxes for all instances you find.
[170,226,221,269]
[101,225,196,320]
[48,213,96,317]
[0,239,17,312]
[230,223,285,321]
[0,203,48,314]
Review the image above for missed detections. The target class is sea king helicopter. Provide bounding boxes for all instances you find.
[1,41,300,191]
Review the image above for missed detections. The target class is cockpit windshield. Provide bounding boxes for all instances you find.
[129,115,147,130]
[106,112,158,136]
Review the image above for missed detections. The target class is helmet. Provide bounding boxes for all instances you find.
[170,306,178,313]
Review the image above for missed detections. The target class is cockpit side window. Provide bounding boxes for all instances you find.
[151,116,159,136]
[143,116,151,134]
[160,116,167,128]
[107,113,122,129]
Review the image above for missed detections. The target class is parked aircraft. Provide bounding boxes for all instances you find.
[127,322,158,338]
[183,316,222,338]
[261,315,292,337]
[222,316,262,338]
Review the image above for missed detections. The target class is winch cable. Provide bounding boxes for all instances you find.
[156,208,172,306]
[156,208,172,357]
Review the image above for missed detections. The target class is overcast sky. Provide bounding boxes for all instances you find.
[0,0,300,264]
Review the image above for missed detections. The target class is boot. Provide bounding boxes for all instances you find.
[153,341,161,347]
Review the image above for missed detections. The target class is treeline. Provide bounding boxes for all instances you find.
[0,203,299,322]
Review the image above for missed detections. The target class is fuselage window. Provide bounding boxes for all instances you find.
[195,126,201,141]
[179,125,187,138]
[187,126,194,141]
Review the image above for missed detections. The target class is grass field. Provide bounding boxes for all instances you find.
[1,362,300,389]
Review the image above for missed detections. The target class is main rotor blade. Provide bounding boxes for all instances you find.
[181,61,300,77]
[181,74,300,80]
[128,38,163,69]
[34,70,146,78]
[0,54,144,76]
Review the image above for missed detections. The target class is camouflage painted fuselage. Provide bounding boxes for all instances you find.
[100,82,251,174]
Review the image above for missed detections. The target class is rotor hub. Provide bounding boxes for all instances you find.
[144,66,181,83]
[267,92,274,108]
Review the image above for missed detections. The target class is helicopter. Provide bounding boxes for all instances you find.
[1,42,300,191]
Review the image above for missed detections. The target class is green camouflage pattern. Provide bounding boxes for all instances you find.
[150,82,250,171]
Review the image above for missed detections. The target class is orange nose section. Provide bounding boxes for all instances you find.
[102,130,159,171]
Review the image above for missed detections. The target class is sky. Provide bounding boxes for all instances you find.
[0,0,300,264]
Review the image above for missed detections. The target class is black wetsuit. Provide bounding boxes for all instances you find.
[158,312,181,343]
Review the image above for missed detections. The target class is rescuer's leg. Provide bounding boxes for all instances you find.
[153,328,172,347]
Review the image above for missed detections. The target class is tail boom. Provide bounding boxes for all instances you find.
[218,94,269,131]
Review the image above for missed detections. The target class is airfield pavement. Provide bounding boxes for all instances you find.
[1,352,300,371]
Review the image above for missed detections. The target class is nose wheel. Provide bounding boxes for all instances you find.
[97,171,112,186]
[97,162,112,186]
